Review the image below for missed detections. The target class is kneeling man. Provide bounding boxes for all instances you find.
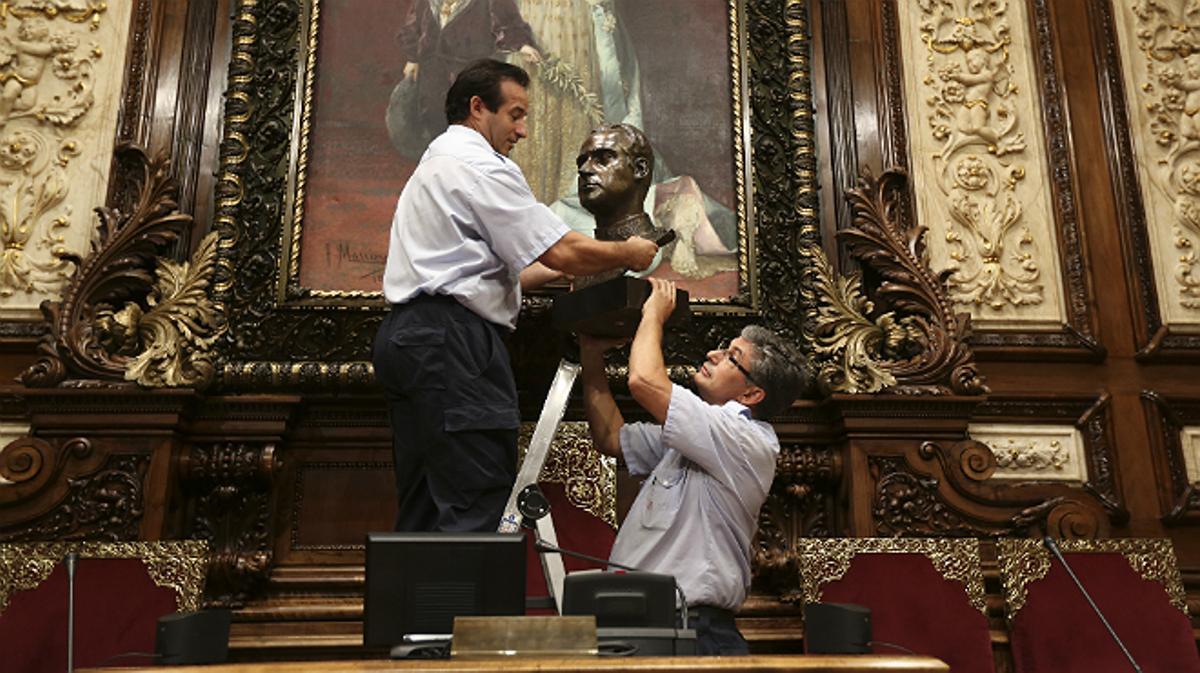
[579,278,809,655]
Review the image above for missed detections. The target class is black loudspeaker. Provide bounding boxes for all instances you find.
[155,609,232,665]
[803,602,871,654]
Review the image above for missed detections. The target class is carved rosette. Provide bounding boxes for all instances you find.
[0,540,208,615]
[805,169,989,396]
[19,146,223,389]
[753,443,840,601]
[998,537,1188,621]
[179,441,279,607]
[519,422,616,529]
[796,537,987,615]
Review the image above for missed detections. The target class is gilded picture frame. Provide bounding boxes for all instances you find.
[211,0,817,388]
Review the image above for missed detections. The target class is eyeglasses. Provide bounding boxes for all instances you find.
[715,340,756,386]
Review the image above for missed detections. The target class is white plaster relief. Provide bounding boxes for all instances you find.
[0,420,31,484]
[1179,426,1200,483]
[969,423,1086,482]
[0,1,130,320]
[1114,0,1200,328]
[897,0,1066,329]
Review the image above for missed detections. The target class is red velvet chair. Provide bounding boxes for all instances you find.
[798,537,993,673]
[0,541,208,672]
[998,538,1199,673]
[520,423,617,608]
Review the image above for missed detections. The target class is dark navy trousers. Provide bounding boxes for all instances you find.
[686,606,750,656]
[373,294,519,532]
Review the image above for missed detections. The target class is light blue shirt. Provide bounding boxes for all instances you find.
[610,384,780,610]
[382,125,570,329]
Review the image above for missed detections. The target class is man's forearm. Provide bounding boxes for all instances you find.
[539,232,641,276]
[627,317,673,422]
[581,347,624,458]
[518,261,563,290]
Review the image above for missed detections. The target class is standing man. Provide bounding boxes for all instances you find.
[579,279,808,655]
[374,59,658,533]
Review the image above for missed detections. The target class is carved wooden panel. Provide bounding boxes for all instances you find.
[974,394,1126,522]
[1094,0,1200,358]
[0,2,133,321]
[289,461,394,552]
[883,0,1099,358]
[1140,391,1200,524]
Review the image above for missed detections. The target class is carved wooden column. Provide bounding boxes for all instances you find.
[179,396,299,607]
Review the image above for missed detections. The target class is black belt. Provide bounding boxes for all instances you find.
[400,292,458,306]
[687,605,735,621]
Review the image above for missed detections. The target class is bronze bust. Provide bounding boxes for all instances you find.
[576,123,671,287]
[552,123,688,337]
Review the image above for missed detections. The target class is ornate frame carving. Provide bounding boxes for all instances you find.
[0,540,209,614]
[1140,391,1200,524]
[0,436,152,543]
[880,0,1102,360]
[209,0,818,389]
[795,537,988,615]
[997,537,1188,621]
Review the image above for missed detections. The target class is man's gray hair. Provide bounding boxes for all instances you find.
[740,325,810,419]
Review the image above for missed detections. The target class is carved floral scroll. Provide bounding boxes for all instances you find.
[0,0,131,320]
[1111,0,1200,330]
[896,0,1066,328]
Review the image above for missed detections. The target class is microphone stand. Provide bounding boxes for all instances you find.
[527,530,689,631]
[1042,537,1142,673]
[516,482,689,630]
[65,552,78,673]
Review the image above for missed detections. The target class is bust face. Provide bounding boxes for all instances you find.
[576,129,639,216]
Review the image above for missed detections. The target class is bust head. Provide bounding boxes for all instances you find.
[577,123,653,222]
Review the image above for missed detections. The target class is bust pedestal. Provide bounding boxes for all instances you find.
[551,276,689,337]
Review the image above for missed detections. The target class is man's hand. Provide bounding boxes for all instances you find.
[624,237,659,272]
[403,62,420,80]
[642,278,677,326]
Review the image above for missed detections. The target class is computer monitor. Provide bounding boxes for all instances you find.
[363,532,526,647]
[562,571,678,628]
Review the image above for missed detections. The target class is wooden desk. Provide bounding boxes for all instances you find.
[96,655,948,672]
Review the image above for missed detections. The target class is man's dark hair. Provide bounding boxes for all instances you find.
[445,59,531,124]
[740,325,810,419]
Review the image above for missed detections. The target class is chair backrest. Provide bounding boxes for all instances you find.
[998,538,1199,673]
[0,540,208,673]
[798,537,994,673]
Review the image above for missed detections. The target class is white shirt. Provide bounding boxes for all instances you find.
[382,125,570,329]
[609,384,780,610]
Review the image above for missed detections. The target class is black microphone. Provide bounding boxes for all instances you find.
[65,552,78,673]
[1042,536,1142,673]
[517,484,690,629]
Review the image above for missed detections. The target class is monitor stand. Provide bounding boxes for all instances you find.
[390,634,451,660]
